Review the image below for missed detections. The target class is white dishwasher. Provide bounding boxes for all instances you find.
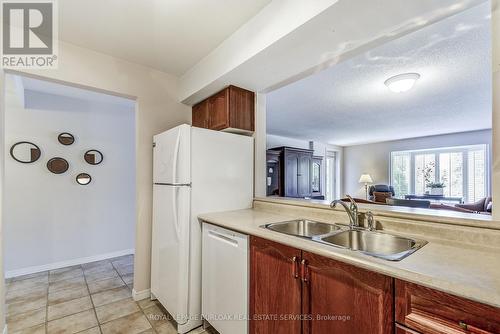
[202,222,248,334]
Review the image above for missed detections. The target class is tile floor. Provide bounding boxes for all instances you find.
[5,255,216,334]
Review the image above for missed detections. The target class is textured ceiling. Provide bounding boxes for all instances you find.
[58,0,270,76]
[266,2,492,146]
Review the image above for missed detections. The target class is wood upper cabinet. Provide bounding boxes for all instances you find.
[192,100,209,128]
[192,85,255,132]
[395,279,500,334]
[250,237,393,334]
[250,236,302,334]
[302,251,393,334]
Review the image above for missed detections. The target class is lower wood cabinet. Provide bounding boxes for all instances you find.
[302,251,393,334]
[249,236,302,334]
[250,236,393,334]
[249,235,500,334]
[395,280,500,334]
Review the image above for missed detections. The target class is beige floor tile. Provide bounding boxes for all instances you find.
[10,271,48,283]
[48,296,93,321]
[49,268,83,283]
[115,264,133,276]
[95,298,140,324]
[120,273,134,285]
[81,260,110,270]
[143,304,170,330]
[100,311,151,334]
[6,285,47,304]
[110,255,134,267]
[48,286,89,306]
[7,275,49,292]
[47,309,97,334]
[82,262,114,275]
[50,265,81,275]
[49,276,86,293]
[84,268,119,283]
[91,286,131,307]
[155,322,177,334]
[136,298,158,310]
[11,323,46,334]
[75,327,100,334]
[7,307,46,332]
[7,294,47,316]
[87,277,124,294]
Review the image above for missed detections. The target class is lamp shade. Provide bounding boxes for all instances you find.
[359,174,373,183]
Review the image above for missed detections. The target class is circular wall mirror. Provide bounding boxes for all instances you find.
[58,133,75,146]
[10,142,41,163]
[76,173,92,185]
[84,150,103,165]
[47,157,69,174]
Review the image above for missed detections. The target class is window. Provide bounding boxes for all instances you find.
[325,151,337,201]
[390,145,489,203]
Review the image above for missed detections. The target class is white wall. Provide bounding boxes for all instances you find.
[343,130,493,198]
[4,83,136,275]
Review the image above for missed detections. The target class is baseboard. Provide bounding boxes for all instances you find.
[132,288,151,301]
[5,248,134,278]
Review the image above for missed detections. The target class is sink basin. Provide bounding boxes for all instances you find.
[263,220,342,238]
[315,229,427,261]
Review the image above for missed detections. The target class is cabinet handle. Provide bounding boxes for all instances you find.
[291,256,299,279]
[300,259,308,283]
[459,321,492,334]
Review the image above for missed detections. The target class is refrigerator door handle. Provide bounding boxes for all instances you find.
[172,130,181,184]
[172,186,180,240]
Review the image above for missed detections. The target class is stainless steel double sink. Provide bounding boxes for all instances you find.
[262,219,427,261]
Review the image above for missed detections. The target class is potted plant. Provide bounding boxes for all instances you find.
[427,182,445,196]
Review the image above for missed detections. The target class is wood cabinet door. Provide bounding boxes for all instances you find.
[192,100,209,128]
[284,152,298,197]
[297,153,311,197]
[250,236,302,334]
[208,89,229,130]
[396,324,422,334]
[302,251,393,334]
[396,280,500,334]
[228,85,255,131]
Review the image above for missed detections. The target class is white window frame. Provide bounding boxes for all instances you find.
[390,144,490,202]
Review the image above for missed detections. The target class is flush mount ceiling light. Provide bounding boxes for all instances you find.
[384,73,420,93]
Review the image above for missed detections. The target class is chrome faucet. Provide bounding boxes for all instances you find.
[330,195,359,229]
[365,211,375,231]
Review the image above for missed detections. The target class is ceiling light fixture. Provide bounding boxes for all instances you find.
[384,73,420,93]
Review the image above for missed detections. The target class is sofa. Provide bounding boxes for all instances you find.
[455,197,492,214]
[369,185,395,203]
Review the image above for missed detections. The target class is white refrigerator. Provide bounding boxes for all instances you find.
[151,124,253,333]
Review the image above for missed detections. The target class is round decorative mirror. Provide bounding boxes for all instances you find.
[76,173,92,185]
[10,142,41,163]
[58,133,75,146]
[47,157,69,174]
[84,150,103,165]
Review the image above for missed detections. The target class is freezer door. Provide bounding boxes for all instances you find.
[153,124,191,184]
[151,184,191,325]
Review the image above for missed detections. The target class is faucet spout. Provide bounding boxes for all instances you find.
[330,195,359,228]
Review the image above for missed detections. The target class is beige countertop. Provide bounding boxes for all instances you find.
[198,208,500,309]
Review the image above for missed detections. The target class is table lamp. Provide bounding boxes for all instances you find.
[359,174,373,200]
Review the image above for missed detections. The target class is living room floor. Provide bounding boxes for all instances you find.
[5,255,215,334]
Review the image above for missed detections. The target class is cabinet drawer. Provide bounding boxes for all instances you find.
[395,280,500,334]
